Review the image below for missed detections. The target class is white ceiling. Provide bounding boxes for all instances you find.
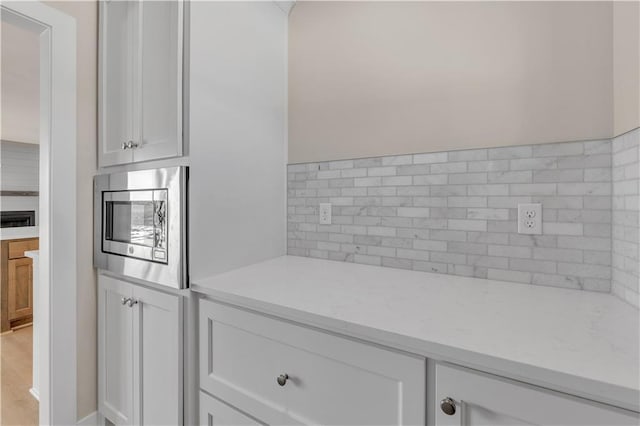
[1,20,40,144]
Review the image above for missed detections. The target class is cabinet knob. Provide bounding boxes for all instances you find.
[127,298,138,307]
[122,141,139,150]
[440,397,456,416]
[276,373,289,387]
[121,297,131,305]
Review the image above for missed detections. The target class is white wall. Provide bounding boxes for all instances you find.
[0,140,39,191]
[0,141,39,225]
[43,1,98,420]
[0,20,40,144]
[188,1,288,281]
[289,1,615,163]
[0,197,38,223]
[613,1,640,134]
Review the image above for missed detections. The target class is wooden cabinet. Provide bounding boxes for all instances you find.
[1,237,38,332]
[98,274,183,426]
[98,0,183,167]
[8,239,39,259]
[199,299,426,425]
[434,363,639,426]
[7,257,33,321]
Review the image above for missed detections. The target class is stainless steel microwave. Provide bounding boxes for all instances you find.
[94,166,187,289]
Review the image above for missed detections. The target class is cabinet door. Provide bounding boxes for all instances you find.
[200,299,425,425]
[134,0,183,163]
[132,285,182,426]
[98,275,134,426]
[435,363,639,426]
[7,257,33,321]
[200,392,263,426]
[98,0,136,167]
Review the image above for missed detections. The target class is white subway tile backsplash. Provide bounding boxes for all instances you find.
[449,172,488,184]
[469,160,510,172]
[488,146,532,160]
[382,176,412,186]
[397,164,430,175]
[448,149,487,162]
[431,162,467,174]
[542,222,584,236]
[533,169,583,183]
[611,129,640,307]
[447,219,488,232]
[510,157,557,171]
[413,152,448,164]
[382,155,412,166]
[287,135,640,296]
[397,207,430,217]
[354,177,381,187]
[413,174,448,185]
[488,171,532,184]
[329,160,354,170]
[532,142,583,157]
[468,184,509,196]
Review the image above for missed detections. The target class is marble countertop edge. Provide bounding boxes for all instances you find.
[0,226,39,241]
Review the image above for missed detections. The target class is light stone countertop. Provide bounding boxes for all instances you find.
[192,255,640,412]
[0,226,39,241]
[24,250,39,259]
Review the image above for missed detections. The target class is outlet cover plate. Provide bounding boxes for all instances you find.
[517,203,542,235]
[319,203,332,225]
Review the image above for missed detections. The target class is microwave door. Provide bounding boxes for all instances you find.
[103,190,159,262]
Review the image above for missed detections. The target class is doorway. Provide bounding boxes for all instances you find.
[1,16,41,425]
[0,3,77,425]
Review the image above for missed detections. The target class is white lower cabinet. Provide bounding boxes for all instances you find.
[434,364,639,426]
[200,392,261,426]
[198,297,639,426]
[199,299,426,425]
[99,275,183,426]
[99,276,134,425]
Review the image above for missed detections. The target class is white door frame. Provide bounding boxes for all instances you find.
[1,2,77,424]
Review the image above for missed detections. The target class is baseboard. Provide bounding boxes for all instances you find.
[11,322,33,331]
[77,411,98,426]
[29,387,39,401]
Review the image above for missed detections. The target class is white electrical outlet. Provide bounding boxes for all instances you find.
[319,203,332,225]
[517,203,542,235]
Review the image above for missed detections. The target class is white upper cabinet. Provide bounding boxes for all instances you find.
[99,0,136,166]
[137,0,183,163]
[99,0,183,167]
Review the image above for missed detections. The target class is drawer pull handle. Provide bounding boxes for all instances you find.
[276,374,289,386]
[440,397,456,416]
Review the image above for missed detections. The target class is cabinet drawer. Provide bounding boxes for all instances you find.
[8,239,38,259]
[199,299,425,425]
[200,392,261,426]
[435,363,639,425]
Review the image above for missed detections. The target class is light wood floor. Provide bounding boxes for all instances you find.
[1,326,38,426]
